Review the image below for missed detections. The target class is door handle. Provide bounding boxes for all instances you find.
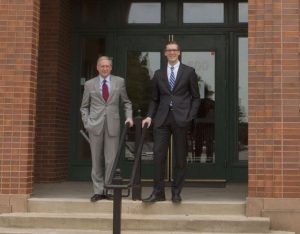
[168,34,174,42]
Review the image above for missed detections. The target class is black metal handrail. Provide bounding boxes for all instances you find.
[80,124,147,191]
[106,123,129,188]
[80,119,148,234]
[105,124,148,190]
[104,123,147,234]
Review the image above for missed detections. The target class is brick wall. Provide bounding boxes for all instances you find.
[248,0,300,198]
[0,0,40,195]
[35,0,71,182]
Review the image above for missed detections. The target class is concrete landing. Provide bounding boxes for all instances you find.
[31,182,247,202]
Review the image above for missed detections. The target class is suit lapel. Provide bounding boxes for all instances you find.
[93,77,102,99]
[172,64,183,91]
[93,77,106,102]
[162,68,170,91]
[107,75,116,103]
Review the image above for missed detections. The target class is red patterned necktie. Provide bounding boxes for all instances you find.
[102,79,109,102]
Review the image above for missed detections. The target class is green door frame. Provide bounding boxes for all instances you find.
[227,31,248,182]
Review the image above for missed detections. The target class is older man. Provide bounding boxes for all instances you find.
[81,56,133,202]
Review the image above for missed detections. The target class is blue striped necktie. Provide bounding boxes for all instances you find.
[169,66,176,90]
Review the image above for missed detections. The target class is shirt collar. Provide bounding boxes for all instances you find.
[99,75,111,83]
[168,61,180,69]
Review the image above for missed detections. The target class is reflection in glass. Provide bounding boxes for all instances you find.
[238,3,248,23]
[182,52,215,164]
[128,3,161,24]
[80,38,105,160]
[238,38,248,161]
[127,51,160,116]
[125,51,160,162]
[183,3,224,23]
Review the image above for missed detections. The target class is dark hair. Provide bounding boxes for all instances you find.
[165,40,180,51]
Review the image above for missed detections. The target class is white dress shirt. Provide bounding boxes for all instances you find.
[167,61,180,84]
[99,75,111,95]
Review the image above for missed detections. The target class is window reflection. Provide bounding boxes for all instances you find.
[183,3,224,23]
[182,52,215,164]
[238,3,248,23]
[238,38,248,161]
[127,51,160,115]
[128,3,161,24]
[125,51,160,162]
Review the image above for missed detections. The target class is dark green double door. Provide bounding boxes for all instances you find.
[71,33,227,183]
[116,34,227,183]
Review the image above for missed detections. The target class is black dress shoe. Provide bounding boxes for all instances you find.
[172,194,182,203]
[142,192,166,203]
[102,194,113,200]
[90,194,103,202]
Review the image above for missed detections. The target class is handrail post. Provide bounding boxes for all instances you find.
[113,169,122,234]
[132,110,142,200]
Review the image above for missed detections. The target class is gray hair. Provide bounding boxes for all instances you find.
[97,56,113,66]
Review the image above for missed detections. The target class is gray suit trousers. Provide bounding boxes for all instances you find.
[89,121,119,195]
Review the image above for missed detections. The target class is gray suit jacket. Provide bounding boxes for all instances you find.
[80,75,132,136]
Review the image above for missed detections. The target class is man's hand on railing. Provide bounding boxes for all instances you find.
[142,117,152,128]
[125,118,134,128]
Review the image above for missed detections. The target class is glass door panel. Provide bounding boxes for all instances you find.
[182,52,216,164]
[238,37,248,161]
[116,35,166,180]
[125,51,161,179]
[174,35,226,181]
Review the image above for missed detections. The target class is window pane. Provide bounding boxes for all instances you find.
[238,38,248,161]
[238,3,248,23]
[125,51,161,162]
[183,3,224,23]
[182,52,216,164]
[127,51,160,115]
[128,3,161,24]
[81,0,108,24]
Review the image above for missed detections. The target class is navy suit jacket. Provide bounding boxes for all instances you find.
[147,63,201,128]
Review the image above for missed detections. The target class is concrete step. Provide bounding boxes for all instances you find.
[0,228,295,234]
[0,228,110,234]
[28,198,245,216]
[0,212,270,233]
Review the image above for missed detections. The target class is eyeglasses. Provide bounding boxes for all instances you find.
[165,49,179,52]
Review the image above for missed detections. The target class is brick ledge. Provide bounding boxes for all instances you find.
[0,194,29,213]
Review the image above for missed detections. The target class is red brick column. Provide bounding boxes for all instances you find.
[248,0,300,198]
[247,0,300,231]
[0,0,40,212]
[35,0,71,182]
